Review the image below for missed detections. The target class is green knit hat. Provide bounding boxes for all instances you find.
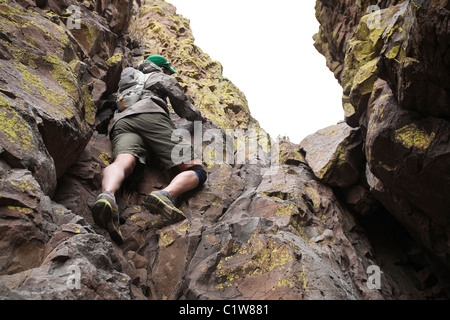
[145,55,177,74]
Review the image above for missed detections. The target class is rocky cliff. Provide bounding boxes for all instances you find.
[0,0,448,300]
[312,0,450,296]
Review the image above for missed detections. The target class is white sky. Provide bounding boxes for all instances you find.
[167,0,344,143]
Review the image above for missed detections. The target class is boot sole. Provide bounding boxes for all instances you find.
[143,193,186,223]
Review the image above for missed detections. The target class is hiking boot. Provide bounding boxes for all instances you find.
[143,190,186,224]
[91,192,123,245]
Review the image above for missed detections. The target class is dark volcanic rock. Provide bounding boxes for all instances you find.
[0,0,448,300]
[315,0,450,294]
[300,121,364,188]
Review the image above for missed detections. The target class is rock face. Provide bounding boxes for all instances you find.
[0,0,448,300]
[0,0,134,299]
[313,0,450,294]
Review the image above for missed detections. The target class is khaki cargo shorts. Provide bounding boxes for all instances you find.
[110,113,196,169]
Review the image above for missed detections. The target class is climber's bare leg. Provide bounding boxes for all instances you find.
[163,159,202,198]
[102,153,136,195]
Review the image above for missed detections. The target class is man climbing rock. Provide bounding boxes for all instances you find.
[91,55,207,244]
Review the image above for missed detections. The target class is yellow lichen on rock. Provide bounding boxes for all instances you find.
[215,236,297,291]
[0,94,35,152]
[43,54,79,98]
[341,2,413,123]
[106,52,124,67]
[395,123,436,150]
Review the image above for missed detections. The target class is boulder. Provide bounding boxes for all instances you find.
[300,121,363,188]
[1,233,131,300]
[0,168,131,299]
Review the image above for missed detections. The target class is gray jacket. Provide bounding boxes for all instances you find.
[110,60,203,131]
